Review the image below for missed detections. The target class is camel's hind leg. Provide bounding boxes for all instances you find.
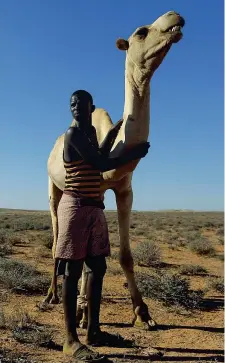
[76,267,89,328]
[114,183,157,330]
[41,178,63,305]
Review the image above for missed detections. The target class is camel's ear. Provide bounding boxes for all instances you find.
[116,38,129,51]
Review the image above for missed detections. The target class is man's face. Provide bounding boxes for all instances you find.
[71,95,92,121]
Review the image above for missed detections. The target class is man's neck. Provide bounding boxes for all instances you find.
[72,117,92,134]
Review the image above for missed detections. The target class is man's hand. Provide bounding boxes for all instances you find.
[128,142,150,159]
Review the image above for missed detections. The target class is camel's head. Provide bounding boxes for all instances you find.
[116,11,185,81]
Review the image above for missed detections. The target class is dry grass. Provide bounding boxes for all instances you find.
[132,240,161,267]
[180,264,208,276]
[208,278,224,294]
[0,349,37,363]
[0,309,53,347]
[0,258,50,294]
[0,208,223,363]
[189,236,216,256]
[136,271,204,310]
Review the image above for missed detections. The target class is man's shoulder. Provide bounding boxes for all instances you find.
[65,126,80,140]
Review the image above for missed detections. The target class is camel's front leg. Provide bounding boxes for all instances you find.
[115,186,156,330]
[41,178,62,306]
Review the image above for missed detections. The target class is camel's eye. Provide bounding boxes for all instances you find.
[135,27,149,39]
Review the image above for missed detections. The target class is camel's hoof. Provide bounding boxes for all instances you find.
[134,319,157,331]
[38,301,49,311]
[148,318,157,327]
[79,320,88,329]
[49,296,60,304]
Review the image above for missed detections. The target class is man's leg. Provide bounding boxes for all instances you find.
[85,256,107,344]
[62,259,106,361]
[62,259,84,353]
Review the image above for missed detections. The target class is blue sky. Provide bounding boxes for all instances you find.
[0,0,223,211]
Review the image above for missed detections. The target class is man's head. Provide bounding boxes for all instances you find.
[70,90,95,123]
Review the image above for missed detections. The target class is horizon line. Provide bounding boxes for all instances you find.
[0,207,223,213]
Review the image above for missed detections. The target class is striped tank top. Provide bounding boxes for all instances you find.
[63,158,101,200]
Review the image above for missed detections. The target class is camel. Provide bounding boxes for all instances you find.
[43,10,185,331]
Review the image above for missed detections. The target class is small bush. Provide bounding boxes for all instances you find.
[5,309,53,347]
[0,349,36,363]
[189,237,215,256]
[0,309,6,328]
[0,258,50,294]
[133,240,161,267]
[182,231,201,242]
[180,264,207,276]
[12,325,53,347]
[134,227,147,236]
[109,234,120,247]
[218,237,224,245]
[109,250,119,260]
[208,278,224,294]
[0,230,13,257]
[40,231,53,250]
[217,254,224,262]
[0,243,12,257]
[136,271,203,309]
[216,227,224,236]
[107,264,123,276]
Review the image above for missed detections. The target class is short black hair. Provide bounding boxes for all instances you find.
[70,90,93,105]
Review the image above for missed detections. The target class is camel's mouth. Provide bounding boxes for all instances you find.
[167,25,183,33]
[165,19,184,43]
[165,15,185,35]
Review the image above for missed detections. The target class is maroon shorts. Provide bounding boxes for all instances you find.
[55,193,110,261]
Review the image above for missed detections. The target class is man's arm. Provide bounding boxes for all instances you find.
[65,127,149,172]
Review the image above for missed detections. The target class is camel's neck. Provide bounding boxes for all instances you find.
[122,71,150,145]
[112,59,151,151]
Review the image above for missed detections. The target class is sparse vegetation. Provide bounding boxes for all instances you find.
[0,230,14,257]
[0,212,51,231]
[189,237,216,256]
[136,271,204,309]
[180,264,208,276]
[109,233,120,247]
[0,349,36,363]
[0,208,223,362]
[40,230,53,249]
[208,278,224,294]
[218,237,224,245]
[133,240,161,267]
[217,254,224,262]
[0,258,50,294]
[107,263,123,275]
[1,309,53,347]
[216,227,224,236]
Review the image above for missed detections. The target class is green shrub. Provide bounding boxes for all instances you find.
[189,237,215,256]
[180,264,207,276]
[136,271,203,309]
[216,227,224,236]
[40,231,53,249]
[133,240,161,267]
[0,349,36,363]
[0,258,50,294]
[208,278,224,294]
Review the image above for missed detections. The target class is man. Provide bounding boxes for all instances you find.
[55,90,150,361]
